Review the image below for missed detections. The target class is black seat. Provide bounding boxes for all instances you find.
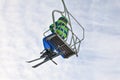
[46,33,76,58]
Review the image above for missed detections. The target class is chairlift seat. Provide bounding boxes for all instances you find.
[46,33,76,58]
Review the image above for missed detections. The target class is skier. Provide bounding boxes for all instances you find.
[41,16,69,58]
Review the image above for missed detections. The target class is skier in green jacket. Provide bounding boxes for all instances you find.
[41,16,69,58]
[49,16,69,39]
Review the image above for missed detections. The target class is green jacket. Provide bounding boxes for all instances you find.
[50,20,69,39]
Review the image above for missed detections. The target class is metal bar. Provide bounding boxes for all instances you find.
[68,12,85,41]
[61,0,68,13]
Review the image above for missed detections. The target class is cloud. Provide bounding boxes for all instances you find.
[0,0,120,80]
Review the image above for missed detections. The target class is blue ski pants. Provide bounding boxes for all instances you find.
[43,33,65,58]
[43,34,55,51]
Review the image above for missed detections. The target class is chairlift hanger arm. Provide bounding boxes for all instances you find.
[61,0,68,12]
[61,0,85,41]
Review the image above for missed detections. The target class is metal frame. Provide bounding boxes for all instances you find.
[43,0,85,56]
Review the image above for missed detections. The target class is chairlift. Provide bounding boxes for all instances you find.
[27,0,85,68]
[44,0,85,58]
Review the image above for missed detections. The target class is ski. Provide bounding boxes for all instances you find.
[32,59,48,68]
[32,53,59,68]
[27,52,59,68]
[26,53,47,63]
[26,57,41,63]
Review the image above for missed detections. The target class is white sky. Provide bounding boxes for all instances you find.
[0,0,120,80]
